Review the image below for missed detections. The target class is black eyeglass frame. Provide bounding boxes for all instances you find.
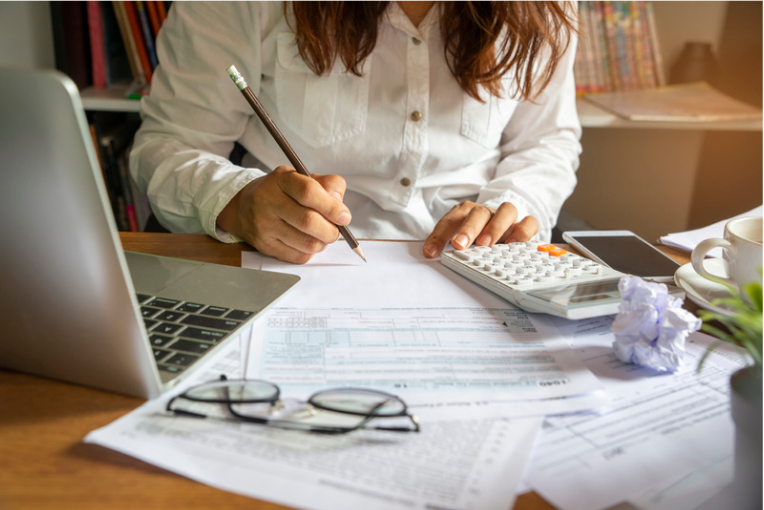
[166,375,420,435]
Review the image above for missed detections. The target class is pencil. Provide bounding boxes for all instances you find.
[226,65,366,262]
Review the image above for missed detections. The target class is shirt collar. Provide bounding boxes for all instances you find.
[384,2,439,41]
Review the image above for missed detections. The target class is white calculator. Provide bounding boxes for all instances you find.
[441,242,683,319]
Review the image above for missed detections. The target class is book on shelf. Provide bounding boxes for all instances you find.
[50,2,91,90]
[52,1,172,97]
[87,2,133,89]
[88,114,146,232]
[583,81,763,122]
[574,1,665,97]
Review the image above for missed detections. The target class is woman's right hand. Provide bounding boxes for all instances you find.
[216,166,352,264]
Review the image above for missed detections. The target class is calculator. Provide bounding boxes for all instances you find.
[441,242,683,319]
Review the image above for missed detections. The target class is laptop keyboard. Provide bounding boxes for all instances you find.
[137,294,254,375]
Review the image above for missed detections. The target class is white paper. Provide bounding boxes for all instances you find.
[249,306,609,418]
[659,205,762,256]
[524,317,743,510]
[242,242,607,418]
[85,339,542,510]
[625,457,733,510]
[243,240,521,309]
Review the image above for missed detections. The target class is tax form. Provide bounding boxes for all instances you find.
[524,317,743,510]
[86,338,542,510]
[242,241,608,418]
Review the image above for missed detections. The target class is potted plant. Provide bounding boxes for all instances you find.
[698,275,762,508]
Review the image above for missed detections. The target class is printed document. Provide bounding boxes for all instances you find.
[86,340,541,510]
[659,205,762,255]
[524,316,743,510]
[242,241,607,418]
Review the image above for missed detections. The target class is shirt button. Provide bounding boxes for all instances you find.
[410,111,422,122]
[400,177,411,187]
[412,37,422,45]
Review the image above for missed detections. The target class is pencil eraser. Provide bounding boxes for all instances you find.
[227,65,247,90]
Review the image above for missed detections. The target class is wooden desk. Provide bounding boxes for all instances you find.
[0,233,692,510]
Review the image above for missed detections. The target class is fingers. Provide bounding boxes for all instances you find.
[475,202,518,247]
[422,201,540,259]
[500,215,539,243]
[276,168,351,227]
[423,202,480,258]
[222,167,352,264]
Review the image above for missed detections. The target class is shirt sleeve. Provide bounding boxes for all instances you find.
[478,32,582,243]
[129,2,270,242]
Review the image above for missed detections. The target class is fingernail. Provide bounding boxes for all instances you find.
[453,235,469,249]
[423,243,438,258]
[476,234,492,246]
[337,211,351,225]
[331,191,343,201]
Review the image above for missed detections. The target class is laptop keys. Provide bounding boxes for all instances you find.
[176,302,204,313]
[180,327,227,343]
[146,297,181,309]
[156,310,185,322]
[141,306,161,318]
[170,339,214,354]
[199,306,229,317]
[149,334,174,347]
[226,309,254,320]
[153,348,171,362]
[154,323,184,335]
[180,315,240,331]
[138,294,252,378]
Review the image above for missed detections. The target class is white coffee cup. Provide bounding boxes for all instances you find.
[691,216,763,288]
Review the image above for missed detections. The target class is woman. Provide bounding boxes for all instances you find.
[131,1,581,263]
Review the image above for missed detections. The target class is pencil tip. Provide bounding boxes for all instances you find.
[353,246,367,262]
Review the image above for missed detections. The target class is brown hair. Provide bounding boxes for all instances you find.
[285,1,578,102]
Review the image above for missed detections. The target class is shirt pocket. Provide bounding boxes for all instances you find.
[460,86,518,148]
[274,33,370,148]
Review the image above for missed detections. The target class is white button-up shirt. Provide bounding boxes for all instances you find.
[131,1,581,243]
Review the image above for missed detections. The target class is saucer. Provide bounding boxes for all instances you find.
[674,258,735,316]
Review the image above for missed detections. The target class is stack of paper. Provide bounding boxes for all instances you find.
[659,205,762,255]
[85,241,744,510]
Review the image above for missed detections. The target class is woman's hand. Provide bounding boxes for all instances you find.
[217,166,351,264]
[422,201,538,258]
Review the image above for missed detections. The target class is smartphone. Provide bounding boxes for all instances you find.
[562,230,681,283]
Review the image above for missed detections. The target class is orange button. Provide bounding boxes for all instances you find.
[537,244,556,253]
[548,248,568,257]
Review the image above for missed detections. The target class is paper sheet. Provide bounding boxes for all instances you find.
[249,306,609,419]
[524,317,743,510]
[659,205,762,256]
[85,339,542,510]
[242,241,607,418]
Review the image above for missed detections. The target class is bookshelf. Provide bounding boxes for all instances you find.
[80,85,141,113]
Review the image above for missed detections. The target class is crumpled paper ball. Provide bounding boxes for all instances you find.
[611,276,701,372]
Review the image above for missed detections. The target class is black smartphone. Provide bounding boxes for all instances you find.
[562,230,681,283]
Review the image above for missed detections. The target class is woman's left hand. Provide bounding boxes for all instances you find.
[422,201,539,258]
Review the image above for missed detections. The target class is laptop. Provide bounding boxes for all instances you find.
[0,68,299,399]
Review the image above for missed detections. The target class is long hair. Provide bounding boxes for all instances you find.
[285,1,578,102]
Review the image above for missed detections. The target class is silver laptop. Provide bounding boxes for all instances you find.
[0,68,299,399]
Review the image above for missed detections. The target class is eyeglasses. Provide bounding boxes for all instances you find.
[166,375,420,435]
